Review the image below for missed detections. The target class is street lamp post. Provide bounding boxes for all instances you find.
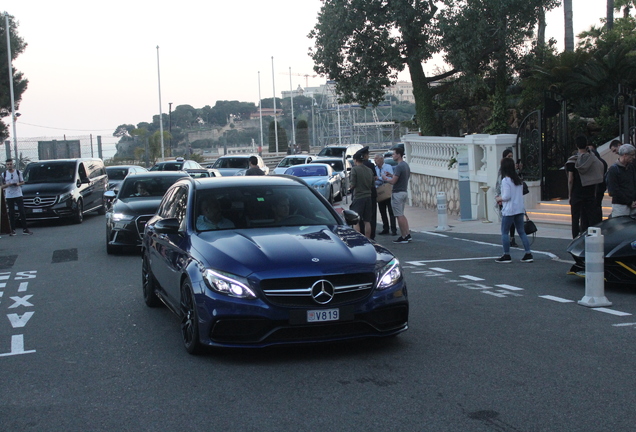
[168,102,173,157]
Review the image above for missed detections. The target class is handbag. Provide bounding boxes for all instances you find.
[376,182,393,202]
[522,181,529,195]
[524,213,537,235]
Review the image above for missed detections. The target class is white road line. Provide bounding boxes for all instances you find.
[495,284,524,291]
[422,231,450,238]
[539,295,575,303]
[592,308,632,317]
[405,261,427,266]
[429,268,452,273]
[612,323,636,327]
[460,275,485,281]
[407,257,500,264]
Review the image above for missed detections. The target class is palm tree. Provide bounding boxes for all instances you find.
[564,0,574,51]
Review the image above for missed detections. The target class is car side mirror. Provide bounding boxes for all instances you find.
[342,209,360,226]
[154,218,180,234]
[103,190,116,200]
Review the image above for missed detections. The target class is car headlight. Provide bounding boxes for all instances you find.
[111,213,135,222]
[376,258,402,290]
[203,269,256,299]
[58,192,73,203]
[313,183,327,189]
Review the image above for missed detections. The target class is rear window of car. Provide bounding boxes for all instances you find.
[285,165,328,177]
[107,168,129,180]
[213,158,250,169]
[317,147,345,157]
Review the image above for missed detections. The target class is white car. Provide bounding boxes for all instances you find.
[271,155,315,175]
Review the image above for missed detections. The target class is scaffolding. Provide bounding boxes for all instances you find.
[315,81,401,148]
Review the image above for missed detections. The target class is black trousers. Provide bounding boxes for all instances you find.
[378,198,396,233]
[7,196,28,231]
[570,198,596,238]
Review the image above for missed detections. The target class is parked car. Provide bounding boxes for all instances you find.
[141,175,408,353]
[271,155,314,175]
[284,163,343,204]
[149,157,204,171]
[566,216,636,283]
[311,157,352,185]
[21,158,108,224]
[210,155,269,176]
[106,165,147,191]
[185,168,221,178]
[104,171,189,254]
[316,144,363,160]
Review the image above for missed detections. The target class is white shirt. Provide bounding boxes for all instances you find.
[375,163,393,188]
[3,170,23,199]
[500,177,525,216]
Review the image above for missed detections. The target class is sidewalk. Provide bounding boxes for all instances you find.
[336,202,572,240]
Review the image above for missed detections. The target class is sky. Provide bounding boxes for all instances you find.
[6,1,608,140]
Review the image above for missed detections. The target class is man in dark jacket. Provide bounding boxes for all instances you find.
[606,144,636,217]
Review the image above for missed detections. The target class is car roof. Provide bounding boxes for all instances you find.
[217,154,257,159]
[124,171,189,180]
[183,175,306,190]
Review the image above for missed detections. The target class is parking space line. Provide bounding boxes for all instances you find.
[592,308,632,317]
[429,268,452,273]
[612,323,636,327]
[495,284,524,291]
[539,295,575,303]
[460,275,485,281]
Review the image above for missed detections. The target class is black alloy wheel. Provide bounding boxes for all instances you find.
[180,281,203,355]
[142,255,161,307]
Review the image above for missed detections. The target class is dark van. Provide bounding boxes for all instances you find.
[21,158,108,224]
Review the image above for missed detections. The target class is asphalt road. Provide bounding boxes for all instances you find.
[1,214,635,431]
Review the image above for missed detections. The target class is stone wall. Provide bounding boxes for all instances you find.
[410,173,460,215]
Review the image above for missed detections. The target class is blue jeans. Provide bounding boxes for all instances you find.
[501,213,531,255]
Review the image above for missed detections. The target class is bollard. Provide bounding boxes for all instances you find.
[435,191,450,231]
[578,227,612,308]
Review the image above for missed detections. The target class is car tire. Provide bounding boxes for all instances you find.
[73,200,83,224]
[328,187,334,205]
[180,280,203,355]
[142,255,161,308]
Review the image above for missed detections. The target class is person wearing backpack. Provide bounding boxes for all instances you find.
[1,159,33,236]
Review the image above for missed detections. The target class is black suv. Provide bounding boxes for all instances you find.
[21,158,108,224]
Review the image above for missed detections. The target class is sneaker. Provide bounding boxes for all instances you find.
[405,234,412,242]
[9,230,16,236]
[510,238,518,247]
[23,229,33,235]
[393,236,409,244]
[495,254,512,263]
[521,253,533,263]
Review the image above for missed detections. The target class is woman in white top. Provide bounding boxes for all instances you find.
[494,157,533,263]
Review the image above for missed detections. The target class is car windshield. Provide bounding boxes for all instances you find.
[317,147,345,158]
[195,185,339,231]
[213,158,249,169]
[24,162,76,184]
[277,157,305,168]
[149,162,183,171]
[314,160,344,172]
[120,176,183,199]
[285,165,328,177]
[106,168,129,180]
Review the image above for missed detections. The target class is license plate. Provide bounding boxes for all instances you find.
[307,308,339,323]
[32,208,43,213]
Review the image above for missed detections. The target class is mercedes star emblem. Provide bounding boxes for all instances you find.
[311,280,335,305]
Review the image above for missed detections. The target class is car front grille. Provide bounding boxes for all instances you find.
[135,215,153,239]
[24,196,57,207]
[260,273,375,307]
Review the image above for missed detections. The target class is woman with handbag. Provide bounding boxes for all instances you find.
[494,157,533,263]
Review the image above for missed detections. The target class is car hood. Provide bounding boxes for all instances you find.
[22,183,74,196]
[215,168,246,177]
[112,197,163,216]
[298,176,329,185]
[192,225,388,279]
[567,216,636,259]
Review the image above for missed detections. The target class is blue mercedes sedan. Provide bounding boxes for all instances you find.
[141,176,408,354]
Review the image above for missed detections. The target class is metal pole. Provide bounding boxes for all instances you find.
[168,102,173,157]
[311,97,316,148]
[258,71,264,150]
[289,67,296,148]
[5,13,18,160]
[156,46,165,161]
[272,57,278,153]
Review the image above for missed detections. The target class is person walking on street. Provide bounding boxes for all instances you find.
[565,135,604,238]
[349,152,374,239]
[495,148,517,246]
[1,159,33,236]
[606,144,636,217]
[494,158,532,263]
[374,154,397,236]
[245,156,265,176]
[383,146,411,244]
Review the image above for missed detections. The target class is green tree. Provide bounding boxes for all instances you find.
[0,12,28,142]
[268,121,288,153]
[309,0,456,136]
[296,119,310,152]
[439,0,559,133]
[113,124,135,141]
